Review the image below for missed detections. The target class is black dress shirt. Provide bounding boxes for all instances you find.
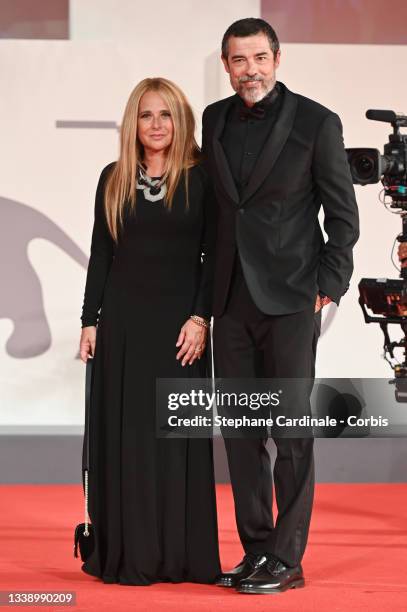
[220,82,284,197]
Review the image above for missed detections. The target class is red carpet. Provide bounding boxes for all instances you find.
[0,484,406,611]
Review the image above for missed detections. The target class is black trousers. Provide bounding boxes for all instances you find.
[213,253,321,567]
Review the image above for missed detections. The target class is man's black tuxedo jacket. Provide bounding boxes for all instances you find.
[201,81,360,319]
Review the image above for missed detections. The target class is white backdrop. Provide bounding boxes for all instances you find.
[1,0,406,427]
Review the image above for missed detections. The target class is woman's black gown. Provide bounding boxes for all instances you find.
[79,162,221,585]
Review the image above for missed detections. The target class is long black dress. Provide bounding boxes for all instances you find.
[79,162,221,585]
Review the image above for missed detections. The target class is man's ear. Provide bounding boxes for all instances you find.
[274,49,281,69]
[221,55,230,74]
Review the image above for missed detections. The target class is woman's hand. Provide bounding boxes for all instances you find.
[176,318,208,366]
[80,326,97,363]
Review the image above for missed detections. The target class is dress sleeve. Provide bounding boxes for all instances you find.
[191,166,218,320]
[80,163,116,328]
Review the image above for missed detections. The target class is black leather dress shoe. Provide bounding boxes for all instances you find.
[236,554,304,594]
[215,553,268,588]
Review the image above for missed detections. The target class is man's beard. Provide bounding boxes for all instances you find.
[235,76,275,105]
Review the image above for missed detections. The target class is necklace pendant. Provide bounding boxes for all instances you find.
[136,166,167,202]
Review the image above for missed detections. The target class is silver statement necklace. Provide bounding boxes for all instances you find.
[136,165,167,202]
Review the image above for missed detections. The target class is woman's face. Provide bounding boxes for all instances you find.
[137,91,174,154]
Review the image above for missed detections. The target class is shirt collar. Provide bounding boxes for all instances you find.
[234,81,282,114]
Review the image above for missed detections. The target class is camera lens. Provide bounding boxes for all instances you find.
[352,154,374,181]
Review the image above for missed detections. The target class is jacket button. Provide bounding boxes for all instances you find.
[239,208,245,214]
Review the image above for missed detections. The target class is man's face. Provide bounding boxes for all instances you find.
[222,32,280,106]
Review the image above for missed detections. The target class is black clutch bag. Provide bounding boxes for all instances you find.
[74,357,95,562]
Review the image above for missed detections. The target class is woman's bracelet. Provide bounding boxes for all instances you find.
[190,314,210,329]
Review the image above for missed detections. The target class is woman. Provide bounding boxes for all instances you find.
[78,77,221,585]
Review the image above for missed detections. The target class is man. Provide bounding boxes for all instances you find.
[201,18,359,594]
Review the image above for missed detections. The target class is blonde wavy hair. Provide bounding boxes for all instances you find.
[104,77,201,242]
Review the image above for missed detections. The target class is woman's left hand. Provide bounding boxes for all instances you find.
[176,319,207,366]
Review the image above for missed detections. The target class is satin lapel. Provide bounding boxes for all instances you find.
[240,86,298,207]
[212,97,240,205]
